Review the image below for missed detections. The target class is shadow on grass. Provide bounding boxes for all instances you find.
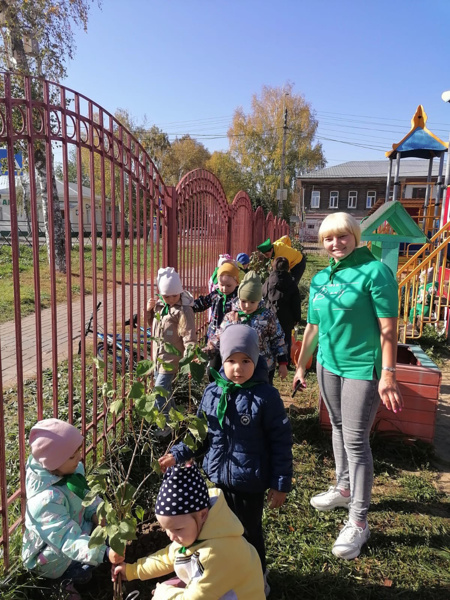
[371,498,449,517]
[267,569,450,600]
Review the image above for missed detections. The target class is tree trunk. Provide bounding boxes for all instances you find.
[34,146,67,273]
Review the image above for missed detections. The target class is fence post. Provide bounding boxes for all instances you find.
[164,186,178,269]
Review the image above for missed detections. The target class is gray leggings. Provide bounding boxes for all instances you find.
[317,363,380,522]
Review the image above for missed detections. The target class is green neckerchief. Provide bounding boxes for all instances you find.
[157,294,169,316]
[210,368,259,428]
[237,307,264,324]
[216,289,227,311]
[54,472,89,500]
[328,246,377,282]
[178,539,205,554]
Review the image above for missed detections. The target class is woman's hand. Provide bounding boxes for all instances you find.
[158,453,176,473]
[293,365,307,390]
[267,489,287,509]
[378,372,403,413]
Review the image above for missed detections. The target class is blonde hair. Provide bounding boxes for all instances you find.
[318,212,361,245]
[178,309,188,338]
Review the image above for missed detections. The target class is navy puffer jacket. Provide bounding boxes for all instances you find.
[170,357,293,494]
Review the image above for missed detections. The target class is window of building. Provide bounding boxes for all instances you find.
[348,191,357,209]
[311,190,320,208]
[307,224,315,229]
[366,191,376,209]
[329,191,339,209]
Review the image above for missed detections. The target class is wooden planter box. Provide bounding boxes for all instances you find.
[319,344,441,443]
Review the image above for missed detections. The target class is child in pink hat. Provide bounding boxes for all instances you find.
[22,418,123,599]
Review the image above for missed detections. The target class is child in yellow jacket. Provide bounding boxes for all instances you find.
[113,464,264,599]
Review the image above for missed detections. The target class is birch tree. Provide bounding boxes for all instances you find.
[0,0,100,272]
[228,83,326,216]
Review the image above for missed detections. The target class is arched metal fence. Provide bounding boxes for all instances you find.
[0,73,289,570]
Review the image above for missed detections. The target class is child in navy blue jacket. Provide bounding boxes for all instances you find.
[159,324,293,591]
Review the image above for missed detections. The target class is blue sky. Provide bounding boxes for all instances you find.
[63,0,450,167]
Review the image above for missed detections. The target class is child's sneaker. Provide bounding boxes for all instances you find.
[332,520,370,559]
[310,486,351,511]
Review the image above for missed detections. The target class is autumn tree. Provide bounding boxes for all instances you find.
[228,83,325,217]
[0,0,99,272]
[205,151,250,204]
[163,135,211,186]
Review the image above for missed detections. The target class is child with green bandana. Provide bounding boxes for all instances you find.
[159,324,293,595]
[147,267,197,432]
[207,270,288,384]
[22,419,123,599]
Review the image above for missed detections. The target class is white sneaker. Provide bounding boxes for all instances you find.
[332,520,370,559]
[310,486,351,511]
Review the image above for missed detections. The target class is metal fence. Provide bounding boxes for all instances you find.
[0,72,289,570]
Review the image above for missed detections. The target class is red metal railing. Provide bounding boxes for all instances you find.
[0,73,290,571]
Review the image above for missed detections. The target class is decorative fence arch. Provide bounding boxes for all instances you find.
[265,211,274,242]
[0,74,290,570]
[229,190,253,258]
[253,206,266,247]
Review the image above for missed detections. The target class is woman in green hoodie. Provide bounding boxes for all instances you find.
[293,212,402,560]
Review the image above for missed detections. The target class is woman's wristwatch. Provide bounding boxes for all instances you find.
[382,366,396,373]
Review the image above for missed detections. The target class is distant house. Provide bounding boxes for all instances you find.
[296,159,446,242]
[0,177,117,238]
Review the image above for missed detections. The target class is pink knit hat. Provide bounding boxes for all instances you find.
[29,418,83,471]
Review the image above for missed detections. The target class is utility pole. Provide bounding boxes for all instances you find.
[278,107,288,217]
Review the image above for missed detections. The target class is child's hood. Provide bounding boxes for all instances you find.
[25,455,84,499]
[180,290,194,307]
[198,488,244,541]
[267,269,295,293]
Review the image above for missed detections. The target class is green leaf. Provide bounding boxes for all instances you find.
[157,359,175,371]
[163,342,182,356]
[189,361,206,383]
[88,525,107,548]
[168,408,184,423]
[195,346,209,362]
[106,523,119,539]
[82,490,99,507]
[179,349,195,367]
[101,382,113,397]
[183,432,196,450]
[151,459,162,474]
[110,399,124,415]
[153,386,169,398]
[109,531,126,556]
[135,505,145,521]
[156,413,166,429]
[128,381,145,399]
[116,482,136,503]
[119,519,137,541]
[136,359,153,378]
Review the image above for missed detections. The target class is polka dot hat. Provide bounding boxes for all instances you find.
[155,464,210,516]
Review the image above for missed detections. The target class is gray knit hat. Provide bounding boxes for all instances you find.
[219,324,260,366]
[238,271,262,302]
[155,464,210,516]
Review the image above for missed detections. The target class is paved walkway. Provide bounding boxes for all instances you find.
[1,297,449,466]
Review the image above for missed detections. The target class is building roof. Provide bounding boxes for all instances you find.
[298,159,447,180]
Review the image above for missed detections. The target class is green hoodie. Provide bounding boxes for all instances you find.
[307,247,398,380]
